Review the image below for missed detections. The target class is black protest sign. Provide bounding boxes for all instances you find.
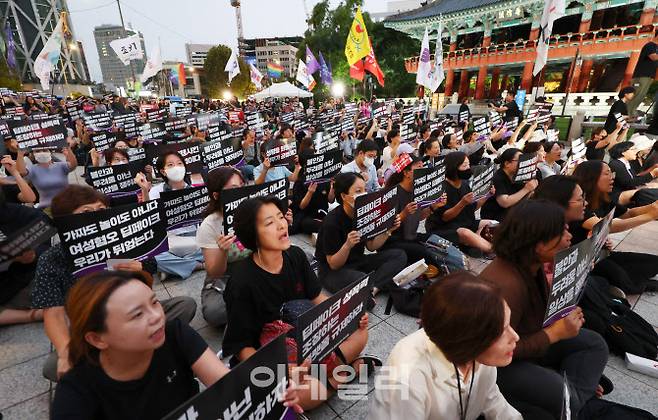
[194,112,220,131]
[54,200,168,277]
[83,111,113,131]
[296,274,372,364]
[399,124,415,143]
[303,150,342,183]
[312,131,339,153]
[526,106,540,124]
[158,186,209,230]
[590,209,615,261]
[66,101,83,120]
[221,179,289,235]
[412,163,446,207]
[146,108,167,123]
[0,218,57,263]
[458,110,469,124]
[471,164,496,200]
[90,132,117,153]
[570,137,586,161]
[537,109,552,125]
[201,139,245,173]
[513,153,538,182]
[0,120,9,136]
[86,164,139,196]
[614,112,629,130]
[162,335,290,420]
[473,117,490,139]
[266,142,297,167]
[164,117,189,132]
[354,187,398,240]
[174,105,192,118]
[112,113,138,128]
[489,111,503,128]
[402,107,415,125]
[543,239,592,327]
[145,142,204,175]
[139,122,167,141]
[505,117,519,131]
[7,117,67,150]
[127,147,148,171]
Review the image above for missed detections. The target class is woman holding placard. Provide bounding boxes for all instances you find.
[479,200,608,419]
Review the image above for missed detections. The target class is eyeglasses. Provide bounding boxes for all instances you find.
[569,197,586,204]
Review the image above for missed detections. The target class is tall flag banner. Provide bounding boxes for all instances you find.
[109,34,144,65]
[33,16,65,90]
[225,48,240,83]
[168,67,179,87]
[533,0,565,76]
[4,21,16,69]
[319,52,332,85]
[296,59,313,89]
[415,27,432,90]
[267,61,283,78]
[344,7,372,66]
[249,63,263,89]
[350,60,365,82]
[428,24,445,92]
[140,45,162,83]
[306,46,320,74]
[177,63,186,86]
[363,38,384,87]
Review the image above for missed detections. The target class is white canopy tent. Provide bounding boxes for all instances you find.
[251,81,313,100]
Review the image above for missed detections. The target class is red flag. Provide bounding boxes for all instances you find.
[178,63,186,86]
[364,39,384,87]
[350,59,365,81]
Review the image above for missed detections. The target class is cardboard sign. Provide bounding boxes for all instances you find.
[312,131,339,153]
[54,200,168,277]
[87,164,139,196]
[158,186,209,230]
[7,117,67,150]
[201,138,245,173]
[471,164,496,200]
[412,162,446,207]
[145,142,204,175]
[146,108,167,123]
[513,153,538,182]
[139,123,167,141]
[266,142,297,167]
[0,218,57,263]
[303,150,342,183]
[354,187,398,240]
[162,335,291,420]
[83,111,113,131]
[296,274,372,364]
[221,179,289,235]
[90,132,117,153]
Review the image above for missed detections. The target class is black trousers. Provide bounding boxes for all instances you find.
[592,251,658,294]
[497,329,608,419]
[318,248,407,293]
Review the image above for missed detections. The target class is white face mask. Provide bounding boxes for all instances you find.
[364,157,375,167]
[165,166,186,182]
[34,152,52,164]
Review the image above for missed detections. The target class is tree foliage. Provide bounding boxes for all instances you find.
[0,57,22,91]
[297,0,420,100]
[201,44,254,99]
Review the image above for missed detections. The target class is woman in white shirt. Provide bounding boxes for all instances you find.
[381,129,401,174]
[370,271,521,420]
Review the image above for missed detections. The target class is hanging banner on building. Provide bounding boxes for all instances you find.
[162,335,292,420]
[221,179,289,235]
[513,153,538,182]
[158,186,209,231]
[54,200,168,277]
[109,33,144,65]
[303,150,342,184]
[86,164,139,196]
[295,274,372,364]
[412,162,446,207]
[145,142,204,175]
[7,117,67,150]
[201,138,245,173]
[83,112,113,131]
[265,142,297,167]
[90,132,118,153]
[354,186,398,240]
[471,164,496,200]
[0,218,57,264]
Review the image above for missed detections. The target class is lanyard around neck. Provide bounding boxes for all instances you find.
[454,361,476,420]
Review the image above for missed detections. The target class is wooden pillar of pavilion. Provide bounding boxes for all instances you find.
[490,67,501,99]
[475,22,492,99]
[445,32,458,96]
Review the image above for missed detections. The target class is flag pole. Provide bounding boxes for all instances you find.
[116,0,137,96]
[561,47,580,116]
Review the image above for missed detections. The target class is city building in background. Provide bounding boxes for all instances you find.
[93,24,146,92]
[161,60,201,98]
[0,0,90,83]
[245,36,302,79]
[185,43,214,68]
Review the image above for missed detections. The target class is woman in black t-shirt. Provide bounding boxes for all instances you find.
[481,148,538,222]
[291,144,335,234]
[52,271,300,420]
[427,152,495,255]
[223,196,372,410]
[585,124,625,162]
[573,161,658,293]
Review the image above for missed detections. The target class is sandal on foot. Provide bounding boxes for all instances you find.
[351,354,383,377]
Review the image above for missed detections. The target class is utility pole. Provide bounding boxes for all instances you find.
[230,0,245,57]
[116,0,137,95]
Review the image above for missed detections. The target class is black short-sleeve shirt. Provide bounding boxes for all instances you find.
[585,139,606,161]
[633,42,658,78]
[222,245,322,356]
[427,181,477,232]
[504,100,521,122]
[52,319,208,420]
[604,100,627,133]
[291,180,330,218]
[315,206,365,266]
[480,169,523,222]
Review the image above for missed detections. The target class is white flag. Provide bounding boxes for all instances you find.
[415,27,432,89]
[296,59,311,88]
[225,48,240,83]
[249,63,263,89]
[533,0,565,76]
[33,18,65,90]
[140,46,162,83]
[110,34,144,66]
[428,25,445,93]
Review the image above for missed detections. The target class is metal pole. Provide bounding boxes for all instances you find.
[116,0,137,95]
[561,48,580,116]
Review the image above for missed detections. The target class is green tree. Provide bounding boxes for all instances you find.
[297,0,420,100]
[0,57,22,91]
[202,44,254,99]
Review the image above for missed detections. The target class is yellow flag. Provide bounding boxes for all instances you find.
[344,7,372,66]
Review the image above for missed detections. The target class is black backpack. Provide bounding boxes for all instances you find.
[384,278,432,318]
[579,398,657,419]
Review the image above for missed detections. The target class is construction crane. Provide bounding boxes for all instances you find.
[230,0,245,56]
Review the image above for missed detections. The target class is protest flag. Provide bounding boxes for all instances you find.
[415,27,432,90]
[350,60,365,82]
[344,7,372,66]
[109,33,144,65]
[249,63,263,89]
[319,52,332,85]
[296,59,313,88]
[306,46,320,74]
[33,14,66,90]
[428,24,445,93]
[4,21,16,70]
[267,61,283,78]
[140,45,162,83]
[225,48,240,83]
[533,0,565,76]
[178,63,186,86]
[363,38,384,87]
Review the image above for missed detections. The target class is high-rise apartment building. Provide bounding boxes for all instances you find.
[185,43,214,68]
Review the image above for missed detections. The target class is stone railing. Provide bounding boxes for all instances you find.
[542,92,652,116]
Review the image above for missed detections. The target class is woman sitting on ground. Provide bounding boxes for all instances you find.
[607,141,658,206]
[585,124,625,161]
[314,172,407,294]
[222,196,374,410]
[479,200,608,419]
[52,271,300,419]
[537,141,562,179]
[15,146,77,210]
[370,271,521,420]
[418,136,441,168]
[426,151,496,256]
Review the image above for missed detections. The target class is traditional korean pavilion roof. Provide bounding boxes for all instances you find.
[385,0,507,23]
